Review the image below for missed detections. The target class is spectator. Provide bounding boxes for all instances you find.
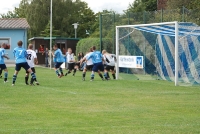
[39,45,44,54]
[45,48,49,67]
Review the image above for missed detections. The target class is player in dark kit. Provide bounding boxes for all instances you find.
[53,44,65,78]
[12,41,38,86]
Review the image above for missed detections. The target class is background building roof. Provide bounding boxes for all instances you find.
[0,18,30,29]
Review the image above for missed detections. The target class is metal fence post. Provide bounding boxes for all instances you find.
[113,13,115,54]
[99,14,102,52]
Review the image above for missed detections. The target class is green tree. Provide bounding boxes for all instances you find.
[0,11,18,18]
[40,21,60,37]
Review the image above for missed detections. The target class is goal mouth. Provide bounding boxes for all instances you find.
[116,22,200,86]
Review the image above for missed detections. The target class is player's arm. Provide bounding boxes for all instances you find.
[34,53,38,64]
[2,50,9,59]
[80,57,86,65]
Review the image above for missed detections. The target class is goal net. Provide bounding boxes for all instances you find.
[115,21,200,86]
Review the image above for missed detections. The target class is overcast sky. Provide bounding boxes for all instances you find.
[0,0,134,14]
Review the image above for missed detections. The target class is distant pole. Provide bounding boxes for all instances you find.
[99,14,102,52]
[72,23,79,38]
[50,0,53,69]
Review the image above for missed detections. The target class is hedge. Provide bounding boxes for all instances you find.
[76,38,114,55]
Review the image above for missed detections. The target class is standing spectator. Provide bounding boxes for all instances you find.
[38,45,44,54]
[45,48,49,67]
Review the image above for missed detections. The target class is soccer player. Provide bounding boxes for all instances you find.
[102,50,116,79]
[53,44,65,78]
[12,41,38,86]
[86,46,108,81]
[0,44,2,78]
[80,48,93,81]
[65,48,77,76]
[25,44,39,85]
[0,43,9,83]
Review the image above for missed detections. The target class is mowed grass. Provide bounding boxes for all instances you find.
[0,67,200,134]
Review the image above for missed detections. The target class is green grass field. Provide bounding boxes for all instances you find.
[0,67,200,134]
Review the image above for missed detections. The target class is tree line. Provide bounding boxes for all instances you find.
[1,0,200,39]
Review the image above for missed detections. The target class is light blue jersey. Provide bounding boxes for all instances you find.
[13,47,27,63]
[54,49,65,63]
[87,51,103,64]
[0,48,5,64]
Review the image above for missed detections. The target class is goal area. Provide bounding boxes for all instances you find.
[115,21,200,86]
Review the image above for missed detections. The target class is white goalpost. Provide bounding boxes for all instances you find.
[115,21,179,86]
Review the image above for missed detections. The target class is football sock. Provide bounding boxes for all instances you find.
[56,70,60,76]
[31,73,37,81]
[4,72,8,82]
[12,75,17,84]
[104,72,108,79]
[0,69,2,76]
[73,69,76,74]
[59,68,63,75]
[112,74,116,79]
[99,73,103,79]
[107,72,110,79]
[83,72,86,78]
[91,73,95,79]
[25,76,29,84]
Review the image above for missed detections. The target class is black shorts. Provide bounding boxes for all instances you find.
[15,62,30,71]
[0,64,7,70]
[86,65,93,70]
[26,67,36,73]
[105,65,115,71]
[54,62,63,69]
[68,63,75,70]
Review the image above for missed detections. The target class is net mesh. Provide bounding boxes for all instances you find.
[117,22,200,85]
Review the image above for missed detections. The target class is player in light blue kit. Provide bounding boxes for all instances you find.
[12,41,38,86]
[86,46,108,81]
[0,43,9,83]
[53,44,65,78]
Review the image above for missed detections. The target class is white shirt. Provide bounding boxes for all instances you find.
[67,53,75,63]
[85,52,93,65]
[26,49,37,68]
[104,54,116,66]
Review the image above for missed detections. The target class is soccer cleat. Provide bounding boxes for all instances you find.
[12,84,15,86]
[4,81,8,83]
[35,82,40,85]
[101,78,105,81]
[30,83,35,86]
[25,83,29,85]
[73,74,75,76]
[82,77,85,81]
[90,79,94,81]
[65,73,68,76]
[0,76,2,78]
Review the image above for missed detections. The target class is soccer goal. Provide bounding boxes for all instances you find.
[115,21,200,86]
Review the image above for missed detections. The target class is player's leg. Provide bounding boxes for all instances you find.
[101,64,108,80]
[54,63,61,78]
[111,67,116,79]
[73,63,77,76]
[3,65,8,83]
[0,68,2,78]
[31,68,39,85]
[59,63,64,77]
[82,63,87,81]
[12,64,20,86]
[65,63,72,76]
[25,70,29,85]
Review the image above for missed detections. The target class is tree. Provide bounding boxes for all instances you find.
[0,11,18,18]
[167,0,200,10]
[40,21,60,37]
[126,0,157,13]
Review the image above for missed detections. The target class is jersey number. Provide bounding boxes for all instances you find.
[27,54,32,60]
[95,54,100,60]
[18,50,23,55]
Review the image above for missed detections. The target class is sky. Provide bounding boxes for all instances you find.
[0,0,134,14]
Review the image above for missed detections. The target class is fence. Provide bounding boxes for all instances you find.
[99,7,200,54]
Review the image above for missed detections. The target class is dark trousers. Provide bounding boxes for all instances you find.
[45,57,49,67]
